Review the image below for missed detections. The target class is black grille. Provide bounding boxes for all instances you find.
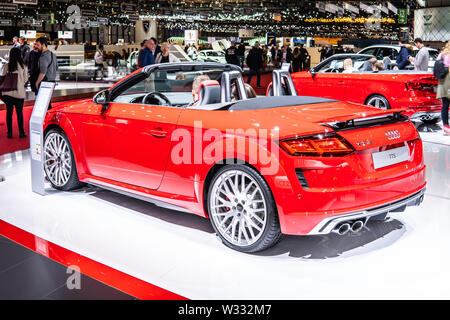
[295,169,309,189]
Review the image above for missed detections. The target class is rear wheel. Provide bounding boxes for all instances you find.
[365,94,391,110]
[207,165,282,253]
[43,129,84,191]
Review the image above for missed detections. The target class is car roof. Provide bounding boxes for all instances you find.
[360,44,438,52]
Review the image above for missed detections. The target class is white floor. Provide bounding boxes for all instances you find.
[0,124,449,299]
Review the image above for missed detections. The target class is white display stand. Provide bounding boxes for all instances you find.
[29,82,56,195]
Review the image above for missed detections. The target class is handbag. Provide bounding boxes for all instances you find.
[0,71,18,91]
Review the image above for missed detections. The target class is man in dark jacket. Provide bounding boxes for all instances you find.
[237,42,245,68]
[27,41,41,94]
[246,41,263,88]
[139,40,155,67]
[225,41,239,66]
[19,36,30,63]
[396,41,411,70]
[298,44,308,71]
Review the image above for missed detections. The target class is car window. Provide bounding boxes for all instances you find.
[378,48,397,60]
[111,69,226,106]
[359,48,377,56]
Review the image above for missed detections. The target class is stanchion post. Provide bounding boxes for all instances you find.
[29,82,56,195]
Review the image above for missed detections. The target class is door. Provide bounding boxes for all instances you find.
[82,72,181,190]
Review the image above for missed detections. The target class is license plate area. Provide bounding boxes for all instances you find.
[372,145,410,170]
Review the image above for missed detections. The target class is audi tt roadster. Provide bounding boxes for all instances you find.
[41,62,426,252]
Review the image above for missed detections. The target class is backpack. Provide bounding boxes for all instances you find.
[433,59,449,80]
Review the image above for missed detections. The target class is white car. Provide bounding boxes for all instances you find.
[195,50,226,64]
[357,44,439,71]
[0,57,7,74]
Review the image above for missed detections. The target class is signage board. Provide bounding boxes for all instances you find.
[13,0,37,4]
[0,3,18,13]
[398,8,407,24]
[0,19,12,26]
[97,17,108,24]
[128,14,139,21]
[58,30,73,39]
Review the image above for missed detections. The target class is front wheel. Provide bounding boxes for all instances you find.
[365,94,391,110]
[207,165,282,253]
[43,129,84,191]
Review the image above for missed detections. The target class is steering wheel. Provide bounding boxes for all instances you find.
[142,92,172,106]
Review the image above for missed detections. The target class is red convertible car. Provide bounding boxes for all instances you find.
[42,62,426,252]
[292,54,441,123]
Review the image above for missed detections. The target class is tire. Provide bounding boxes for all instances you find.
[365,94,391,110]
[43,128,84,191]
[207,165,282,253]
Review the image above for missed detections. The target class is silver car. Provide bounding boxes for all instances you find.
[357,44,439,71]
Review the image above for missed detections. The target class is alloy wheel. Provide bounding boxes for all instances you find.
[366,95,389,109]
[44,132,72,187]
[209,169,268,247]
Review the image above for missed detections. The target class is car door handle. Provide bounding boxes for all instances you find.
[338,81,345,85]
[149,128,167,138]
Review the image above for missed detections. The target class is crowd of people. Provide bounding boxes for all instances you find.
[0,34,449,138]
[1,36,57,139]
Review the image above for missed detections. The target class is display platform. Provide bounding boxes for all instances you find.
[0,131,449,299]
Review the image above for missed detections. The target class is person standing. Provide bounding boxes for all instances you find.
[138,39,155,67]
[35,37,58,109]
[94,44,104,80]
[396,42,412,70]
[149,38,161,60]
[292,47,301,73]
[246,41,263,88]
[436,42,450,135]
[137,40,147,68]
[18,37,30,63]
[1,47,28,139]
[12,36,20,48]
[298,44,308,71]
[278,46,292,66]
[225,41,239,66]
[237,42,245,68]
[27,41,41,94]
[155,42,180,63]
[410,38,429,71]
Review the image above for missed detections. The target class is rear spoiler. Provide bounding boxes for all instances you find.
[321,112,409,131]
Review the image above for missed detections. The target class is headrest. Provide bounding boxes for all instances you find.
[266,83,273,96]
[198,80,221,105]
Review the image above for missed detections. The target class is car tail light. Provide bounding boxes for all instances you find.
[406,79,437,92]
[279,134,354,156]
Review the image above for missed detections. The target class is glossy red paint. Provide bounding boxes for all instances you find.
[42,68,426,236]
[0,219,187,300]
[292,71,441,117]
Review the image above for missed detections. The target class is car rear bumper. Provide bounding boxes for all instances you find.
[306,187,425,235]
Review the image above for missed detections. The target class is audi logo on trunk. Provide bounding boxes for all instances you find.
[385,130,401,140]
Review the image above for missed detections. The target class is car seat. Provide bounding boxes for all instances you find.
[198,80,221,105]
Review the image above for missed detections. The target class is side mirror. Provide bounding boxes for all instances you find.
[93,89,110,114]
[310,69,316,79]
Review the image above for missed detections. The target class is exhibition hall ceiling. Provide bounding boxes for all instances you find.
[1,0,441,38]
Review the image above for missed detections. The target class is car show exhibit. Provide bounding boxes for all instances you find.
[0,0,449,302]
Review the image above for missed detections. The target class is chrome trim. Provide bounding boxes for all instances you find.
[410,111,441,121]
[307,188,426,235]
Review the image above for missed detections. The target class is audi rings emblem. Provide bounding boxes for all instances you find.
[385,130,401,140]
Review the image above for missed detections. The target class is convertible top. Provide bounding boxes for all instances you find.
[227,96,337,111]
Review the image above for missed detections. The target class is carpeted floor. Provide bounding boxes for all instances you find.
[0,107,33,156]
